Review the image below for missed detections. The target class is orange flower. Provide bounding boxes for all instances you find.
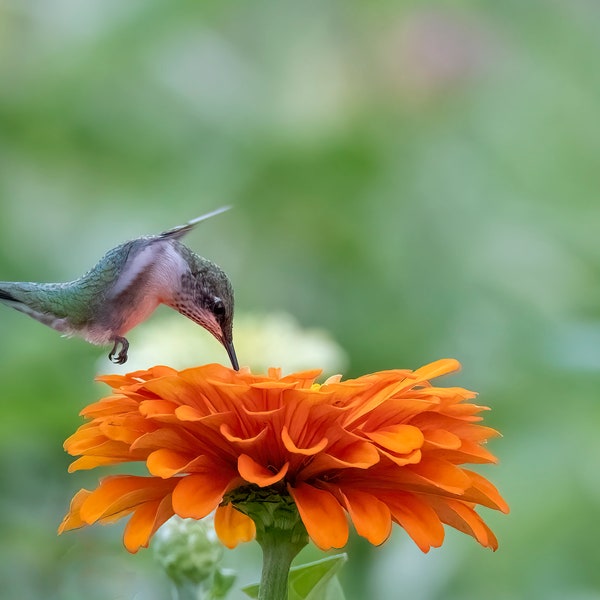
[59,359,508,553]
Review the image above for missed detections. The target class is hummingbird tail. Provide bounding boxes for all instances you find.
[0,284,37,318]
[0,282,74,333]
[0,287,19,303]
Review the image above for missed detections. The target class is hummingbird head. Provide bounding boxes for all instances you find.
[170,251,239,370]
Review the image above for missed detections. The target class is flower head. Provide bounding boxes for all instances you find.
[60,359,508,553]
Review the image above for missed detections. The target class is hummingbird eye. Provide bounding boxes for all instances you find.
[212,298,226,317]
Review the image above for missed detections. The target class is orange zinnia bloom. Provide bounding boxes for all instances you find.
[59,359,508,553]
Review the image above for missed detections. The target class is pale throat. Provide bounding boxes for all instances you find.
[169,302,223,342]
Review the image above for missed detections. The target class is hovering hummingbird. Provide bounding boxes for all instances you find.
[0,207,239,369]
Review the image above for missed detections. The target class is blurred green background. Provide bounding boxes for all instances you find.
[1,1,599,598]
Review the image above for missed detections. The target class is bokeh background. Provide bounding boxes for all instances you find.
[1,1,599,598]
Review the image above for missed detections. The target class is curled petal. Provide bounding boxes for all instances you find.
[147,449,211,478]
[378,447,423,467]
[174,405,205,421]
[281,426,328,456]
[300,440,380,480]
[238,454,289,487]
[221,423,269,447]
[139,399,179,418]
[280,369,323,387]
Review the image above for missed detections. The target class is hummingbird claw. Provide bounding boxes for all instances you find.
[108,336,129,364]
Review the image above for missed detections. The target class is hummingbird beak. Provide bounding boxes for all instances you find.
[223,338,239,371]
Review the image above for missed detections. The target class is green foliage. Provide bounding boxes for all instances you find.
[242,554,347,600]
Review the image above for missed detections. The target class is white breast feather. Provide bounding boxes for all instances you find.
[111,242,162,297]
[93,241,189,339]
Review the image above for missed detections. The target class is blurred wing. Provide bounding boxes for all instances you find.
[159,205,232,241]
[106,240,163,300]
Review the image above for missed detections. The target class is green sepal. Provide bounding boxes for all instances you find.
[242,554,348,600]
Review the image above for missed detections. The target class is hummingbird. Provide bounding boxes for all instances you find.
[0,207,239,369]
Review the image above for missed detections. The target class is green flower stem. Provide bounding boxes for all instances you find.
[226,486,310,600]
[256,527,306,600]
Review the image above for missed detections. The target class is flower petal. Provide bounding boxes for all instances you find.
[281,426,328,456]
[123,495,174,553]
[80,396,139,418]
[423,429,462,450]
[63,359,507,554]
[429,497,499,550]
[341,489,392,546]
[214,504,256,549]
[171,472,233,519]
[238,454,289,487]
[139,399,179,418]
[365,424,424,454]
[408,458,472,495]
[79,476,176,524]
[68,455,131,472]
[411,359,461,383]
[288,483,348,550]
[300,440,380,479]
[384,492,445,552]
[147,449,211,478]
[58,489,93,533]
[378,447,423,467]
[462,470,510,513]
[221,423,269,447]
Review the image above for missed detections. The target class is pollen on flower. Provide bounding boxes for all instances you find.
[59,359,508,553]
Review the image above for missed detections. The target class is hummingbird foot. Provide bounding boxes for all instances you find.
[108,336,129,364]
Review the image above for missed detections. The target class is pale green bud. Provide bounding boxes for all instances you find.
[154,516,224,587]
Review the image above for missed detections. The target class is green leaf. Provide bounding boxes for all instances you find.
[241,582,259,598]
[289,554,348,600]
[212,568,237,599]
[242,554,348,600]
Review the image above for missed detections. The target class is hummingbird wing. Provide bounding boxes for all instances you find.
[103,206,232,298]
[158,205,232,241]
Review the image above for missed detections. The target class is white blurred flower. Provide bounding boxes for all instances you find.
[98,311,347,377]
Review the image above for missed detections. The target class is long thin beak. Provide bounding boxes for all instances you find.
[224,338,239,371]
